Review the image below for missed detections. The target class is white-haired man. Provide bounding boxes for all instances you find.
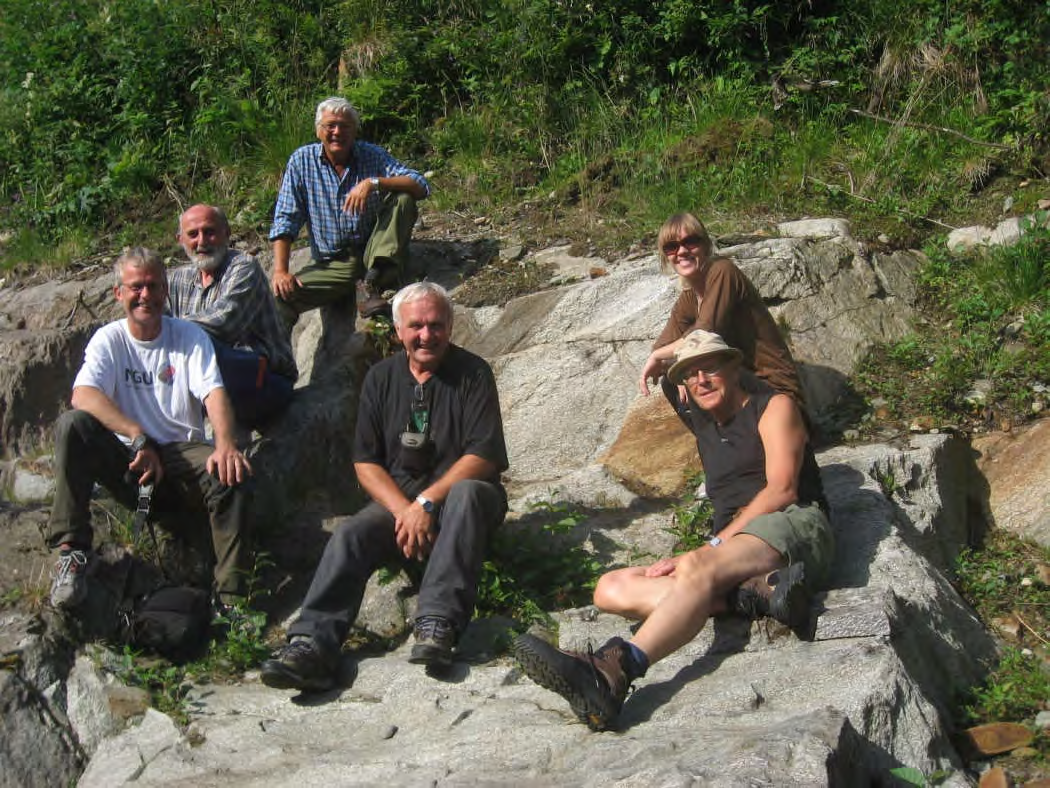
[515,330,834,731]
[269,97,429,325]
[169,204,297,428]
[261,282,507,692]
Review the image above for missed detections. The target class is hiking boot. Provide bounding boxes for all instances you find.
[408,615,456,667]
[356,279,393,320]
[49,547,91,609]
[513,634,631,731]
[260,637,337,692]
[730,562,810,631]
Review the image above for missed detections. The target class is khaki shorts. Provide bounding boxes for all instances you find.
[741,503,835,590]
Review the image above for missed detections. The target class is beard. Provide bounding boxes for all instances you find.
[190,245,228,273]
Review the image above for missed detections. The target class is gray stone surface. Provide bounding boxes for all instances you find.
[71,435,994,787]
[0,221,1026,787]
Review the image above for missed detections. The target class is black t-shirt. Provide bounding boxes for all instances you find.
[688,373,826,533]
[353,344,509,491]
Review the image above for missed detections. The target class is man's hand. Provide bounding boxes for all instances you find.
[638,353,665,396]
[644,556,679,578]
[342,178,375,215]
[128,445,164,486]
[271,269,302,299]
[206,445,252,486]
[394,500,435,560]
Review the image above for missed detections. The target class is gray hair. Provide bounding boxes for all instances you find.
[314,97,360,133]
[176,204,230,237]
[114,247,166,286]
[392,281,453,328]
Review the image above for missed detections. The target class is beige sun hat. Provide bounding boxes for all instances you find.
[666,329,742,384]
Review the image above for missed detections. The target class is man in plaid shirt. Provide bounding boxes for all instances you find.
[269,97,430,325]
[170,204,297,429]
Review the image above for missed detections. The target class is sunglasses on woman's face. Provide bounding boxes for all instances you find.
[662,234,704,256]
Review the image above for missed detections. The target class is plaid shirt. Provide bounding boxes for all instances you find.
[268,141,429,260]
[167,250,298,381]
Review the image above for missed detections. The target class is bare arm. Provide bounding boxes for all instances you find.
[72,385,164,485]
[202,387,252,486]
[718,394,806,541]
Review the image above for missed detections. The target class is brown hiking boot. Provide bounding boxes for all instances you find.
[514,634,632,731]
[356,279,392,319]
[730,562,810,632]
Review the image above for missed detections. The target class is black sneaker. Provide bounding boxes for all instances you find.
[408,615,456,667]
[731,562,810,631]
[49,547,91,609]
[260,638,337,692]
[514,634,631,731]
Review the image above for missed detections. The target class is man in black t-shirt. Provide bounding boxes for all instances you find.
[514,330,834,731]
[261,282,508,692]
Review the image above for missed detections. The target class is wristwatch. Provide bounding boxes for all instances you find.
[369,176,381,191]
[708,536,723,547]
[416,494,434,513]
[130,434,155,454]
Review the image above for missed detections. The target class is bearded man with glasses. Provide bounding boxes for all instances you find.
[516,330,833,731]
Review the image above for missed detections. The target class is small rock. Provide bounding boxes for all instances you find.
[1020,577,1033,587]
[473,216,490,226]
[978,766,1008,788]
[1003,196,1014,213]
[990,615,1022,640]
[843,429,860,442]
[1035,710,1050,729]
[962,721,1034,756]
[1038,198,1050,210]
[588,267,608,278]
[1004,320,1025,338]
[877,234,891,244]
[1031,400,1044,414]
[1035,564,1050,586]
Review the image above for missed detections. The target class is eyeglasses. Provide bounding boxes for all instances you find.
[319,122,353,133]
[682,364,724,383]
[121,281,163,294]
[662,234,704,256]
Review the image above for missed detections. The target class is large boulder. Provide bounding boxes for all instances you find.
[74,435,995,787]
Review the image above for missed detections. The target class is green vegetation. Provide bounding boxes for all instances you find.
[474,495,605,627]
[665,470,716,553]
[854,225,1050,434]
[2,0,1048,268]
[953,530,1050,767]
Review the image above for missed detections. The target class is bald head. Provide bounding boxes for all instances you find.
[178,204,231,273]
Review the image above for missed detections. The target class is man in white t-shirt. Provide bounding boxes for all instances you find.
[47,247,254,613]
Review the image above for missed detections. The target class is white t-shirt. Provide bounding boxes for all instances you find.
[73,316,224,445]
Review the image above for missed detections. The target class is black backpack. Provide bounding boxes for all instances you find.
[110,482,213,663]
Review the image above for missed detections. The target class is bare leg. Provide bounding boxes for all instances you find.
[630,535,782,664]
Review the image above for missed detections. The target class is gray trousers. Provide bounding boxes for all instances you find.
[46,409,252,600]
[288,478,506,655]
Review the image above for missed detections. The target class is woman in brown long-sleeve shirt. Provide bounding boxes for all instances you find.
[639,213,805,414]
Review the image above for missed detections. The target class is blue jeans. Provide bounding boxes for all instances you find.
[211,341,294,429]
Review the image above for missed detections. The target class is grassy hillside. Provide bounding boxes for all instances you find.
[1,0,1047,265]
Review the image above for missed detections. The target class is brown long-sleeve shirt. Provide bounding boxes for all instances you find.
[653,257,805,405]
